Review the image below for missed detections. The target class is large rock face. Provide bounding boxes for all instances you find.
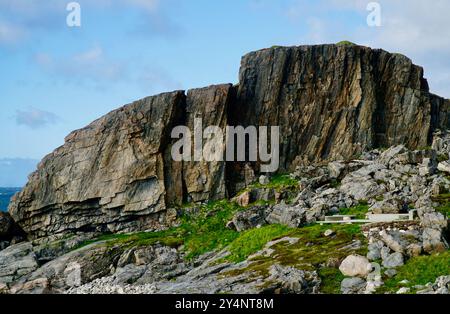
[8,44,450,240]
[235,45,449,167]
[9,91,186,239]
[182,85,232,203]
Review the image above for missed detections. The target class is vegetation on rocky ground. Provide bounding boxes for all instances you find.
[339,203,370,219]
[75,194,369,294]
[226,224,292,263]
[431,193,450,218]
[246,173,299,192]
[336,41,356,46]
[222,223,367,292]
[376,251,450,294]
[76,200,242,260]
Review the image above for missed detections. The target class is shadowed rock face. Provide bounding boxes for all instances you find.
[8,44,450,240]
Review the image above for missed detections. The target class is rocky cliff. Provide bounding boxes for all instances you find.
[8,44,450,241]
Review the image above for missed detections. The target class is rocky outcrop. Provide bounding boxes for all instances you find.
[235,45,450,168]
[8,44,450,241]
[0,242,39,286]
[9,91,186,240]
[3,131,450,295]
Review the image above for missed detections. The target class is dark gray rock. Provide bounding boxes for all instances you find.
[231,206,267,232]
[341,277,366,294]
[266,204,306,228]
[0,242,39,286]
[382,252,404,269]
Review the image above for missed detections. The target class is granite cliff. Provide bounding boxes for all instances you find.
[1,44,450,295]
[7,44,450,241]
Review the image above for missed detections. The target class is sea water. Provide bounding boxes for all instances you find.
[0,188,21,212]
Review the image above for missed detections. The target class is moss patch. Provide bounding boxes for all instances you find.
[221,223,367,292]
[318,267,345,294]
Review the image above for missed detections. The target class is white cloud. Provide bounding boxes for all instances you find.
[15,107,59,129]
[0,21,25,44]
[35,45,127,84]
[34,45,180,93]
[73,45,103,63]
[285,0,450,97]
[0,0,173,47]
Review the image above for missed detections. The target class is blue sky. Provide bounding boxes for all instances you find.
[1,0,449,186]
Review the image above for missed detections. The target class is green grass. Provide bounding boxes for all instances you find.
[226,225,292,263]
[336,41,356,46]
[435,203,450,218]
[431,193,450,218]
[377,251,450,294]
[75,200,243,260]
[180,200,241,260]
[339,204,370,219]
[221,223,367,293]
[318,267,345,294]
[250,173,299,191]
[438,153,448,163]
[234,173,300,205]
[329,179,341,189]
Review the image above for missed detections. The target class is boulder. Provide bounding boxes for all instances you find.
[327,161,346,179]
[341,277,366,294]
[339,177,385,201]
[382,252,404,269]
[367,242,383,261]
[11,243,125,293]
[422,228,448,253]
[369,199,402,214]
[266,204,306,228]
[379,146,407,166]
[380,230,406,253]
[421,212,448,230]
[384,269,397,278]
[324,229,335,237]
[234,191,251,207]
[437,161,450,174]
[339,255,371,277]
[380,246,391,260]
[397,287,410,294]
[406,243,423,257]
[0,242,39,285]
[265,265,320,294]
[397,150,435,165]
[259,176,270,185]
[231,206,267,232]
